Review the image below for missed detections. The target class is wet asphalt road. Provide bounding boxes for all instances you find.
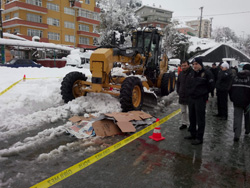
[2,94,250,188]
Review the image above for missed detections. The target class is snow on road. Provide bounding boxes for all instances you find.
[0,66,123,187]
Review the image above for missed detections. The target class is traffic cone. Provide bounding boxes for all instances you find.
[23,74,26,81]
[149,126,165,141]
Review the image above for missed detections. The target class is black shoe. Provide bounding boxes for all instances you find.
[179,124,187,130]
[245,131,250,135]
[234,137,239,142]
[184,135,196,140]
[191,139,203,145]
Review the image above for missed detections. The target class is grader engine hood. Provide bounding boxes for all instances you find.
[90,48,115,92]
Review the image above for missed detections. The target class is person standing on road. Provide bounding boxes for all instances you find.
[214,62,232,120]
[229,64,250,142]
[177,60,192,130]
[210,63,218,97]
[185,57,214,145]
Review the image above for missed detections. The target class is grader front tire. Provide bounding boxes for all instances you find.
[61,71,87,103]
[120,77,144,112]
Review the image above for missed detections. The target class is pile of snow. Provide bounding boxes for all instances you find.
[0,66,121,141]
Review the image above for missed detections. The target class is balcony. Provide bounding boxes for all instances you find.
[94,7,101,13]
[77,44,97,49]
[4,1,47,14]
[77,31,100,38]
[77,17,100,25]
[3,18,48,29]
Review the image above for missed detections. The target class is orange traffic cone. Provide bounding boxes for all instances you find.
[149,126,165,141]
[23,74,26,81]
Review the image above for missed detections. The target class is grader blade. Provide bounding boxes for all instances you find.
[143,92,158,107]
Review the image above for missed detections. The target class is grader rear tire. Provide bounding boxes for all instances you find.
[161,73,171,96]
[61,71,87,103]
[120,77,144,112]
[170,72,176,92]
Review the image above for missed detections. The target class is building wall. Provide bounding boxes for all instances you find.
[186,19,211,38]
[2,0,100,48]
[135,5,173,29]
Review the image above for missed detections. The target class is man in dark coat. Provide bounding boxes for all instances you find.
[215,62,233,120]
[210,63,218,97]
[177,61,192,130]
[185,57,214,145]
[229,64,250,142]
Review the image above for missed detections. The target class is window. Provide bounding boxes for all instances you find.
[79,37,89,45]
[78,9,99,20]
[47,17,60,26]
[27,13,42,23]
[26,0,42,7]
[27,29,43,37]
[85,0,90,4]
[79,24,89,32]
[14,28,20,33]
[5,15,10,20]
[48,32,60,41]
[13,12,19,17]
[64,21,75,29]
[47,3,59,12]
[65,35,75,43]
[64,7,75,16]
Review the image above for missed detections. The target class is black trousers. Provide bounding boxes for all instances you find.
[217,90,228,117]
[188,97,206,141]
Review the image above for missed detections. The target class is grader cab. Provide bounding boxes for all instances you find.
[61,27,176,111]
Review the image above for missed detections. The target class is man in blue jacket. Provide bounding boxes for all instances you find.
[229,64,250,142]
[185,57,214,145]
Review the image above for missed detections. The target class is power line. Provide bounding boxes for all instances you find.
[173,10,250,18]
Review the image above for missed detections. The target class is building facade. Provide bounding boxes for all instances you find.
[175,24,196,36]
[186,19,211,38]
[2,0,100,48]
[135,5,173,29]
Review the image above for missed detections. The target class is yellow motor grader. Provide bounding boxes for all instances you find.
[61,27,176,111]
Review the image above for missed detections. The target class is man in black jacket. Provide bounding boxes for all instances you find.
[185,57,214,145]
[215,62,233,120]
[210,63,218,97]
[177,61,192,130]
[229,64,250,142]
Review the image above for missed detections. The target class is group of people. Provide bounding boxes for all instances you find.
[176,58,250,145]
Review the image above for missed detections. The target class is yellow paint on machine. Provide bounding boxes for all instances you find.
[30,109,181,188]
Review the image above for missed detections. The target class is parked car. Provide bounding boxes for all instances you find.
[0,59,42,68]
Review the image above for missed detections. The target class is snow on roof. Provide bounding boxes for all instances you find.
[135,5,173,13]
[175,24,195,31]
[3,32,28,41]
[188,36,219,52]
[0,38,74,51]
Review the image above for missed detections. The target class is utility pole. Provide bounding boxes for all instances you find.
[210,17,213,38]
[0,0,5,64]
[199,6,203,38]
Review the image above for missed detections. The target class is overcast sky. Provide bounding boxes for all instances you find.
[141,0,250,38]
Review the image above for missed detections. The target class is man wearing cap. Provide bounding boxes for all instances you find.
[185,57,214,145]
[229,64,250,142]
[214,62,232,120]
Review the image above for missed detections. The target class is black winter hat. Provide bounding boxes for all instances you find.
[192,57,203,67]
[243,64,250,71]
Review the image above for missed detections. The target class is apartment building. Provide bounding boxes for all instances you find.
[186,19,211,38]
[135,5,173,29]
[2,0,100,48]
[175,24,196,36]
